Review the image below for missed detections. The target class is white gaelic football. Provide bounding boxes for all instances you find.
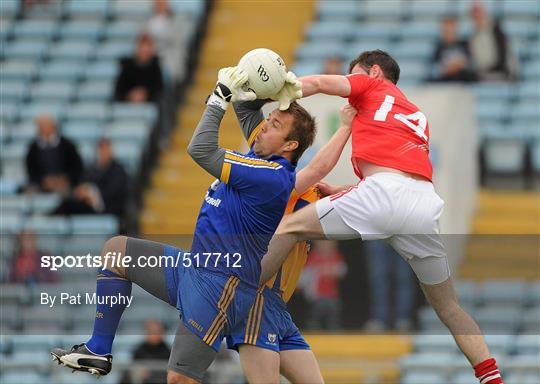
[238,48,287,99]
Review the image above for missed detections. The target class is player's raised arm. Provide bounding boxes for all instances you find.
[299,75,351,98]
[295,104,356,194]
[188,67,256,178]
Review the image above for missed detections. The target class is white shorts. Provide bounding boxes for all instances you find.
[315,173,450,285]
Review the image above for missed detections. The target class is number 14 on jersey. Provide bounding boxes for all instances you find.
[374,95,428,141]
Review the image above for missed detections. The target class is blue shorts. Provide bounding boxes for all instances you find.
[162,245,257,352]
[226,287,310,353]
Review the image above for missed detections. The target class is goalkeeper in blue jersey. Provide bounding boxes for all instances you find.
[50,67,317,383]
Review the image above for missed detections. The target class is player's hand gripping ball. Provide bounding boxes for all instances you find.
[237,48,288,100]
[270,71,303,111]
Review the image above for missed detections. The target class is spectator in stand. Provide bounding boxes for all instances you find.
[323,56,344,75]
[25,113,83,194]
[468,2,516,81]
[429,15,477,82]
[146,0,187,82]
[120,319,170,384]
[52,138,128,218]
[113,33,164,103]
[363,240,415,332]
[9,229,58,284]
[304,240,347,330]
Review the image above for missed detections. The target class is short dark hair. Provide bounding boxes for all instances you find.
[283,102,317,164]
[348,50,400,84]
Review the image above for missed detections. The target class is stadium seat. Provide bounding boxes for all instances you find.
[518,82,540,100]
[527,281,540,305]
[306,21,356,41]
[106,120,150,141]
[454,280,479,307]
[19,102,65,121]
[475,306,521,333]
[0,195,30,215]
[291,61,324,77]
[396,20,440,41]
[390,40,434,61]
[410,0,451,19]
[31,193,62,214]
[451,372,481,384]
[361,0,405,20]
[0,177,21,195]
[1,142,29,161]
[522,307,540,332]
[0,101,19,122]
[0,371,52,384]
[170,0,204,17]
[399,353,455,374]
[0,0,19,17]
[1,60,38,81]
[64,102,110,123]
[351,22,398,40]
[502,0,540,18]
[62,234,109,256]
[1,80,29,103]
[510,101,540,122]
[413,334,459,354]
[104,20,141,41]
[83,60,120,81]
[111,103,158,124]
[515,334,540,355]
[296,41,347,61]
[49,40,96,61]
[29,81,76,102]
[347,40,393,59]
[12,20,57,39]
[317,1,360,21]
[11,334,57,351]
[25,216,69,235]
[0,284,27,305]
[111,0,152,19]
[401,372,447,384]
[523,59,540,80]
[39,61,83,81]
[484,138,526,174]
[506,373,540,384]
[64,0,110,19]
[62,121,104,143]
[479,280,527,306]
[4,39,49,60]
[70,215,119,235]
[76,81,113,102]
[59,20,104,41]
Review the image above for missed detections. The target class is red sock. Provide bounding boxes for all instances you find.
[474,358,503,384]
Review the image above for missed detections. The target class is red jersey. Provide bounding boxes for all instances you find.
[346,74,432,181]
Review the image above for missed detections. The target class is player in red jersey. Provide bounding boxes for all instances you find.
[259,50,503,384]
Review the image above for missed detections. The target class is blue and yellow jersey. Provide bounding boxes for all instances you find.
[265,186,321,302]
[191,126,296,288]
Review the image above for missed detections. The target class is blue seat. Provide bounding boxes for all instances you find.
[111,0,152,18]
[0,371,52,384]
[296,41,346,61]
[12,19,57,39]
[351,22,398,40]
[484,138,526,173]
[0,101,19,122]
[523,59,540,80]
[451,372,483,384]
[396,59,428,81]
[523,307,540,332]
[31,193,62,214]
[104,20,141,41]
[361,0,405,19]
[106,120,150,141]
[504,20,537,40]
[19,102,65,121]
[30,81,75,102]
[510,101,540,121]
[397,20,439,41]
[317,1,360,20]
[4,39,49,60]
[0,18,12,39]
[306,21,356,41]
[1,80,28,102]
[26,216,70,235]
[77,142,96,164]
[70,215,119,235]
[0,162,26,184]
[10,120,36,143]
[480,280,527,306]
[64,102,110,123]
[111,103,158,124]
[410,0,451,19]
[390,40,434,61]
[0,0,19,16]
[58,20,104,41]
[64,0,110,18]
[170,0,204,17]
[0,177,21,195]
[454,280,479,307]
[413,334,459,354]
[83,60,120,81]
[291,61,324,77]
[347,40,393,59]
[399,353,455,374]
[502,0,540,18]
[76,81,113,102]
[0,195,30,215]
[515,334,540,355]
[401,372,447,384]
[49,40,96,61]
[1,142,29,161]
[0,60,38,81]
[475,100,509,121]
[475,306,522,333]
[518,82,540,100]
[506,373,540,384]
[39,61,83,81]
[527,281,540,305]
[62,121,104,143]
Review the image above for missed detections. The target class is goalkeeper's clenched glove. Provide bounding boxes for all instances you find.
[271,71,303,111]
[207,67,256,110]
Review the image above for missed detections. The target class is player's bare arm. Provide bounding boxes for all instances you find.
[299,74,351,98]
[295,104,356,194]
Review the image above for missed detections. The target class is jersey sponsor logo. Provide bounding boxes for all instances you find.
[204,191,222,208]
[188,318,204,333]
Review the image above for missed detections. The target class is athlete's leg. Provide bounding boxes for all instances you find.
[279,349,324,384]
[260,197,359,283]
[167,322,217,384]
[238,344,280,384]
[420,277,490,366]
